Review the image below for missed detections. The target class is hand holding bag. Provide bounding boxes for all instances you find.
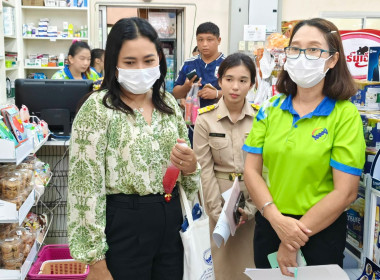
[179,183,215,280]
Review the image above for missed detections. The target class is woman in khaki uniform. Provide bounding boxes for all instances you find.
[193,53,257,280]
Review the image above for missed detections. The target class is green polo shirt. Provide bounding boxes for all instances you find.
[242,94,366,215]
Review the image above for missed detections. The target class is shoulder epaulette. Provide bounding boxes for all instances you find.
[198,104,217,115]
[251,104,260,111]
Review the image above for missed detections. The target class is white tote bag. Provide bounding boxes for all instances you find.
[179,184,215,280]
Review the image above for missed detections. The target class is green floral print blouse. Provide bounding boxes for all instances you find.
[67,90,200,264]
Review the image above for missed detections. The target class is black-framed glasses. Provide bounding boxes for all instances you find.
[284,46,336,60]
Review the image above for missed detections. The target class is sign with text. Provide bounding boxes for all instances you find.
[243,25,266,41]
[341,29,380,79]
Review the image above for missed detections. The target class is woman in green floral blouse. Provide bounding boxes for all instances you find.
[67,17,200,280]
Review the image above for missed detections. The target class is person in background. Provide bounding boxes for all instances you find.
[194,53,257,279]
[192,46,199,56]
[173,22,225,145]
[52,41,99,82]
[173,22,224,107]
[91,48,105,78]
[67,17,200,280]
[243,18,366,276]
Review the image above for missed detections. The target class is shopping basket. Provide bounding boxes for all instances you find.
[27,244,89,279]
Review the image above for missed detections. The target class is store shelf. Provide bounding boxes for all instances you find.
[23,37,88,41]
[24,66,63,70]
[5,66,18,71]
[0,137,34,165]
[346,237,363,262]
[32,135,50,154]
[4,35,16,39]
[0,238,38,280]
[0,189,35,225]
[2,0,15,8]
[22,6,87,10]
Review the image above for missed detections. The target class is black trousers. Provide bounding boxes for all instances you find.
[254,211,347,268]
[105,188,183,280]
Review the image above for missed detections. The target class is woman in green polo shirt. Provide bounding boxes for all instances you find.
[243,18,365,276]
[52,41,100,85]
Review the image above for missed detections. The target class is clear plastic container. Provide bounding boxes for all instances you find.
[0,238,22,261]
[2,253,23,270]
[17,168,33,186]
[0,177,22,200]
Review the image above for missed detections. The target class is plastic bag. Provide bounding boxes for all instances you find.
[184,84,200,125]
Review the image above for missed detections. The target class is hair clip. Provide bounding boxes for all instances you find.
[72,39,81,44]
[330,30,337,34]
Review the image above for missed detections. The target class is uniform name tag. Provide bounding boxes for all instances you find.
[209,133,225,137]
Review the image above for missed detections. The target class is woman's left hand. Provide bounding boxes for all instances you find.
[170,138,197,175]
[277,242,298,277]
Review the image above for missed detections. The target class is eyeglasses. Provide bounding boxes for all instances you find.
[284,47,336,60]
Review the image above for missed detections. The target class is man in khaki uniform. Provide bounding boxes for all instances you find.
[194,98,257,280]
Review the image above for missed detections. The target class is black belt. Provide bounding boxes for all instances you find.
[106,186,179,209]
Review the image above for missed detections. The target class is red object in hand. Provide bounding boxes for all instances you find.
[163,165,180,202]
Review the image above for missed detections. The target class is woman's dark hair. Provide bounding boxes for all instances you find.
[68,40,91,78]
[90,48,105,67]
[68,41,90,58]
[277,18,356,100]
[100,17,172,115]
[218,53,256,85]
[192,46,199,54]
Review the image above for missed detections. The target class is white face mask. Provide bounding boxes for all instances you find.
[284,55,331,88]
[117,65,160,94]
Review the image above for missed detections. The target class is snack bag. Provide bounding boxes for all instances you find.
[0,116,18,145]
[5,107,28,143]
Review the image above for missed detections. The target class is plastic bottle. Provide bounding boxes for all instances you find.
[184,95,192,125]
[80,26,84,37]
[58,53,65,67]
[84,25,88,38]
[68,23,74,38]
[162,142,188,202]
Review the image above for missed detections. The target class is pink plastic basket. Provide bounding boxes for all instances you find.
[27,244,89,279]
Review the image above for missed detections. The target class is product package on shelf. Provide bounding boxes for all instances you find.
[148,12,176,39]
[352,79,380,109]
[360,111,380,154]
[347,187,365,249]
[357,258,380,280]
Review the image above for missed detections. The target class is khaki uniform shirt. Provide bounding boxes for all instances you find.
[194,97,257,222]
[194,97,257,280]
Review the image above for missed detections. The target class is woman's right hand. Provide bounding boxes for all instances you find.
[269,214,311,251]
[87,259,113,280]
